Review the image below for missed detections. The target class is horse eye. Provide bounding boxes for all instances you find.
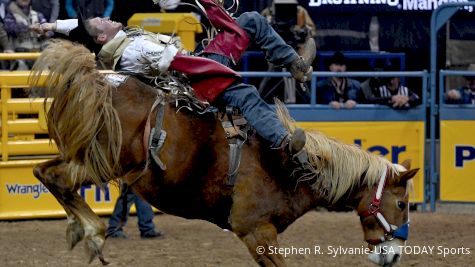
[397,201,407,210]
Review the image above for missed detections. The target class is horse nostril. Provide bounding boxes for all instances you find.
[392,253,401,263]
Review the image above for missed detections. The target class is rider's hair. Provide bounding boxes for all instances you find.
[83,19,101,43]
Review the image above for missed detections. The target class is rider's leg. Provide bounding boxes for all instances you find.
[218,82,305,154]
[198,0,314,82]
[236,11,316,82]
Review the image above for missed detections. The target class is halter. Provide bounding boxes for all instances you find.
[358,168,410,245]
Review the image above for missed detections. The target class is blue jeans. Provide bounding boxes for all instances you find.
[202,11,299,147]
[106,187,156,236]
[205,53,288,147]
[236,11,298,66]
[220,82,288,147]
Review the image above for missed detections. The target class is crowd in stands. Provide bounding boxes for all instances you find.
[0,0,471,242]
[0,0,472,107]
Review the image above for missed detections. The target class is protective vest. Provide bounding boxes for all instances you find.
[97,28,240,103]
[98,28,181,71]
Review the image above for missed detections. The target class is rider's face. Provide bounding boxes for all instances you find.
[87,17,123,44]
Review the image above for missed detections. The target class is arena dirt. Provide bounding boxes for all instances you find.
[0,211,473,266]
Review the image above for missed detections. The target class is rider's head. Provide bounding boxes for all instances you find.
[85,17,123,45]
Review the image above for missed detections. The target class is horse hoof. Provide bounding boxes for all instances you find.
[66,218,85,250]
[84,235,105,264]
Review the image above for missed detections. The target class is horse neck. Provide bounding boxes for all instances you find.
[291,172,370,215]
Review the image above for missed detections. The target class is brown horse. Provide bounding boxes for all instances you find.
[30,40,419,267]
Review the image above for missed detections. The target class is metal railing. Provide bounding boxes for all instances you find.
[0,71,56,161]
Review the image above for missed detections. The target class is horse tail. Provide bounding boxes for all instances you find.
[274,99,395,203]
[30,39,122,187]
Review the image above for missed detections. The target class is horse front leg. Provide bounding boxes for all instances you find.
[33,157,108,265]
[237,223,286,267]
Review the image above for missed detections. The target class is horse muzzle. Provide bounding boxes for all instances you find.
[368,239,404,267]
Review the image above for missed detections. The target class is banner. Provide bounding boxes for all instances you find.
[297,121,425,202]
[0,160,120,220]
[440,121,475,202]
[304,0,474,13]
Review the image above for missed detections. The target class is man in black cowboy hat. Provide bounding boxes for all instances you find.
[316,51,362,109]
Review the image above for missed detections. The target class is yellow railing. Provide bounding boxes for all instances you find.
[0,52,41,61]
[0,53,118,161]
[0,71,57,161]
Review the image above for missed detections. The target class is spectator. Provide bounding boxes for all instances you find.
[373,75,420,109]
[316,51,362,109]
[359,60,389,103]
[360,75,382,104]
[0,1,13,70]
[106,183,163,239]
[31,0,58,22]
[4,0,48,69]
[445,64,475,104]
[65,0,113,19]
[0,0,13,52]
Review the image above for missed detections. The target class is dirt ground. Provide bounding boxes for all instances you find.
[0,211,474,267]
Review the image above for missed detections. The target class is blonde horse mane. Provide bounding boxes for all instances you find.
[29,40,122,186]
[274,100,397,203]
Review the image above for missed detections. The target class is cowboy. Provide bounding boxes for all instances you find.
[32,0,316,170]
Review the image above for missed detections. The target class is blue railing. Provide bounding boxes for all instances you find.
[429,2,475,211]
[239,70,430,211]
[239,71,429,121]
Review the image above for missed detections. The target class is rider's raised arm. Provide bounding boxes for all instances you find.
[30,19,78,36]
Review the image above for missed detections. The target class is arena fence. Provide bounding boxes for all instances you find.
[6,1,475,218]
[0,69,429,219]
[430,3,475,210]
[0,71,122,219]
[438,70,475,203]
[243,71,429,210]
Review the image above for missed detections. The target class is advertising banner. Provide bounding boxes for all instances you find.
[298,121,425,202]
[440,120,475,202]
[0,160,120,219]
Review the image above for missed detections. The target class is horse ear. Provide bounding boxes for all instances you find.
[397,168,419,184]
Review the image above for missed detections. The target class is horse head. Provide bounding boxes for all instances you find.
[355,159,419,266]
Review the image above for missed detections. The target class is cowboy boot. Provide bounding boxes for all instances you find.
[287,38,316,83]
[287,127,308,164]
[281,127,317,181]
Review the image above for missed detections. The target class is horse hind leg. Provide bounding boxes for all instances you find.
[33,158,108,264]
[238,223,286,267]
